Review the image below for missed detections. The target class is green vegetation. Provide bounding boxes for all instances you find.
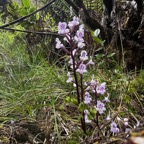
[0,0,143,143]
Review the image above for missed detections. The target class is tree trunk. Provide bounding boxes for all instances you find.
[66,0,144,70]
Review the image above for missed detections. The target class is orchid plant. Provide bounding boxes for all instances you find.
[55,16,121,134]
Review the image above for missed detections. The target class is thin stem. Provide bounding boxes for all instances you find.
[70,47,80,104]
[81,113,86,133]
[94,91,104,137]
[80,74,84,101]
[70,43,86,132]
[80,74,86,133]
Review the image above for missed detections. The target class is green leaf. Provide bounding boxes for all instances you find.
[88,108,96,120]
[36,13,40,20]
[29,6,36,13]
[94,29,100,37]
[95,47,103,52]
[58,104,64,110]
[19,9,29,16]
[89,107,97,116]
[93,37,103,44]
[71,98,78,105]
[11,1,19,9]
[65,96,78,105]
[21,0,30,9]
[95,54,105,58]
[78,103,87,113]
[107,53,115,58]
[65,96,71,103]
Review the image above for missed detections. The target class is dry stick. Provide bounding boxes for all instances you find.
[1,27,61,36]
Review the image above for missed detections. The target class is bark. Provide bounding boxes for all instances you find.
[66,0,144,70]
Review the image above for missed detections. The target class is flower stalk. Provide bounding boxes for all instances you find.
[56,17,109,133]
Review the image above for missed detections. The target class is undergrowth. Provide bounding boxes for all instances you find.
[0,17,143,144]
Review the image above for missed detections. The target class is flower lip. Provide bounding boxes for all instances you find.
[55,38,64,49]
[96,82,106,95]
[73,16,79,25]
[76,63,87,74]
[58,22,69,34]
[78,42,85,48]
[95,101,106,114]
[68,16,79,30]
[84,92,92,104]
[110,122,120,133]
[80,50,88,61]
[76,29,84,38]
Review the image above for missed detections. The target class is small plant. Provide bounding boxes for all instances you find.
[55,17,122,134]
